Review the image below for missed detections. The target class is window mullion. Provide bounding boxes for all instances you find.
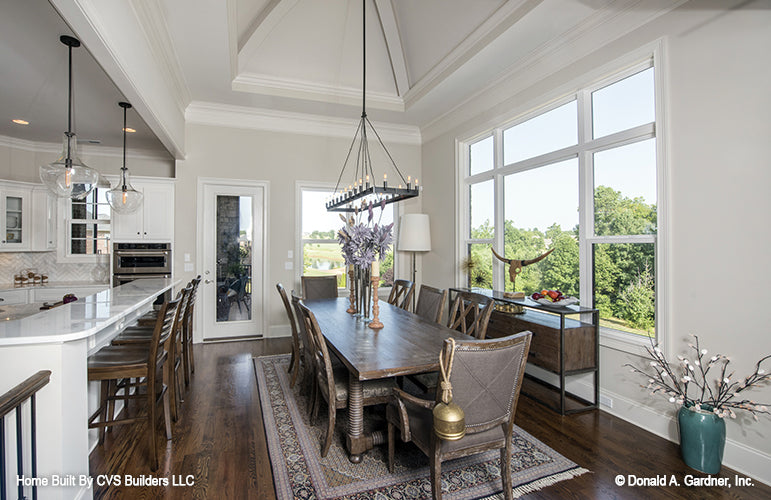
[493,128,504,291]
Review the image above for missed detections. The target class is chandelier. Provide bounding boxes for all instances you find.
[325,0,419,213]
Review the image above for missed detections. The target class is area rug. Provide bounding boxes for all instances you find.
[253,354,588,499]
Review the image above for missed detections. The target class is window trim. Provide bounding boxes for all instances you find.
[56,195,111,265]
[295,181,400,293]
[455,41,669,356]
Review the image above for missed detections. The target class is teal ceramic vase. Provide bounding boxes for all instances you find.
[677,404,726,474]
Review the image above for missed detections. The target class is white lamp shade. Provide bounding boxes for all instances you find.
[398,214,431,252]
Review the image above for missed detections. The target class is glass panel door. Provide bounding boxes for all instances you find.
[215,195,253,322]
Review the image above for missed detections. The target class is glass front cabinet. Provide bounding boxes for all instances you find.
[1,187,30,250]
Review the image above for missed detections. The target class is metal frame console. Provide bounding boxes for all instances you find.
[450,288,599,415]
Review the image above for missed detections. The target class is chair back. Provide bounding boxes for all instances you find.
[173,285,193,353]
[387,279,415,310]
[414,285,447,324]
[301,275,338,299]
[150,295,183,369]
[437,331,531,433]
[183,276,201,331]
[297,302,336,400]
[291,291,314,366]
[276,283,300,352]
[447,291,495,339]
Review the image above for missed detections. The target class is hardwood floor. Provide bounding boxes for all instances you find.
[89,339,770,499]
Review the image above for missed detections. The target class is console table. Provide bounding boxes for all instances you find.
[450,287,599,415]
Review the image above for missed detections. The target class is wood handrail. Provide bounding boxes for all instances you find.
[0,370,51,418]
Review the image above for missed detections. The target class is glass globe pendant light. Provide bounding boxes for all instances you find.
[39,35,100,200]
[106,102,143,214]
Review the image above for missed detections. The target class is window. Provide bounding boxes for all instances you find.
[460,61,660,342]
[69,187,110,256]
[299,186,396,288]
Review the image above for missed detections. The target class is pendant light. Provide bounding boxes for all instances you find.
[39,35,100,200]
[325,0,419,212]
[106,102,143,214]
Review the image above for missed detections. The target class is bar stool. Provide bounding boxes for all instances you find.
[87,295,181,471]
[113,285,191,421]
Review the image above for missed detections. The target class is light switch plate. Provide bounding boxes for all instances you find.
[287,250,293,259]
[285,261,293,270]
[184,253,191,262]
[184,263,194,272]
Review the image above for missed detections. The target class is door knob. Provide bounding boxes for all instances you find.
[205,279,213,284]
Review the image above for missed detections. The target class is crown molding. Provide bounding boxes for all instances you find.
[185,101,421,145]
[0,134,172,161]
[232,73,405,112]
[129,0,192,112]
[420,0,687,143]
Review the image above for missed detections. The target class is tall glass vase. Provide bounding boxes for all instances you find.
[354,264,371,318]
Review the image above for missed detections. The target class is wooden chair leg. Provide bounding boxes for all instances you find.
[98,380,109,444]
[168,358,178,423]
[162,383,172,441]
[106,379,116,434]
[288,347,296,374]
[501,440,513,500]
[310,382,320,426]
[182,332,191,386]
[387,422,395,473]
[321,401,335,458]
[148,378,158,471]
[430,448,443,500]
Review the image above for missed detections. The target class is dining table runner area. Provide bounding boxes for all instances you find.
[254,354,589,499]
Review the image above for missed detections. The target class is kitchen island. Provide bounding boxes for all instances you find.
[0,278,179,500]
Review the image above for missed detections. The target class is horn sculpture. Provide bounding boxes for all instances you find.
[491,247,554,292]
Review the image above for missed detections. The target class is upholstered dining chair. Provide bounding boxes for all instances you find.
[414,285,448,324]
[301,275,338,300]
[297,301,396,457]
[387,331,532,500]
[277,283,302,388]
[447,290,495,340]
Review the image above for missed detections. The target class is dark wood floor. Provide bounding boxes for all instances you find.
[89,339,770,499]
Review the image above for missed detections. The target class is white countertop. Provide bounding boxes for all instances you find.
[0,281,110,293]
[0,278,178,346]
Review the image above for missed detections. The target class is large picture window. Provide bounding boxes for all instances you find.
[460,62,660,341]
[299,186,395,288]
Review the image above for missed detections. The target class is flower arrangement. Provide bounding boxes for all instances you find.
[337,199,394,267]
[626,334,770,420]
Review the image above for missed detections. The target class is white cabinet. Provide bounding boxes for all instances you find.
[31,187,57,251]
[0,186,31,251]
[112,179,174,242]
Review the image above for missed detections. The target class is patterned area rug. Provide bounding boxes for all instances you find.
[254,354,588,499]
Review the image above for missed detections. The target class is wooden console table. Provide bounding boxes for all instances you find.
[450,288,599,415]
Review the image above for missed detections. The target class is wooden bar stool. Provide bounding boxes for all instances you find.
[112,285,192,421]
[181,276,201,385]
[87,295,181,471]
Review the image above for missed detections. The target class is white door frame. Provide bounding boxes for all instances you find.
[195,177,269,342]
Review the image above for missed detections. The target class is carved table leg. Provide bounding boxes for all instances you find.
[346,373,365,463]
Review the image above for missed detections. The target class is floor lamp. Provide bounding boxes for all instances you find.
[397,214,431,312]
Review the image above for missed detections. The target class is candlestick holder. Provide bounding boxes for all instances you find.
[368,275,384,329]
[347,267,357,314]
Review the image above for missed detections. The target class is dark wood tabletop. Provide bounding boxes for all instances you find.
[303,297,474,381]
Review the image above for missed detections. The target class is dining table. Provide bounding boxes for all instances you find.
[302,297,474,463]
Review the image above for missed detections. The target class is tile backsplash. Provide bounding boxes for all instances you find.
[0,252,110,283]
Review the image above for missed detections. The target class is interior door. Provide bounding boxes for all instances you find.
[200,181,265,340]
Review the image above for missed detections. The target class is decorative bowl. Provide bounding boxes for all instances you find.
[536,297,578,307]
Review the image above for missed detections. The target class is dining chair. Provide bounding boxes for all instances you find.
[386,331,532,500]
[387,279,415,311]
[414,285,448,324]
[301,275,339,299]
[297,301,396,457]
[87,295,182,471]
[291,291,315,400]
[447,290,495,340]
[276,283,302,388]
[181,275,201,385]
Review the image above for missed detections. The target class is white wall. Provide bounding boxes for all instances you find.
[174,123,421,337]
[422,0,771,484]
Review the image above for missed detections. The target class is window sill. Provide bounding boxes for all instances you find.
[599,326,651,356]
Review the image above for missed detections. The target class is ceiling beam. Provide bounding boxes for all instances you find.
[374,0,409,97]
[237,0,300,74]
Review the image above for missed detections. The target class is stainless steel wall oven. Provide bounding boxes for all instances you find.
[112,242,172,305]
